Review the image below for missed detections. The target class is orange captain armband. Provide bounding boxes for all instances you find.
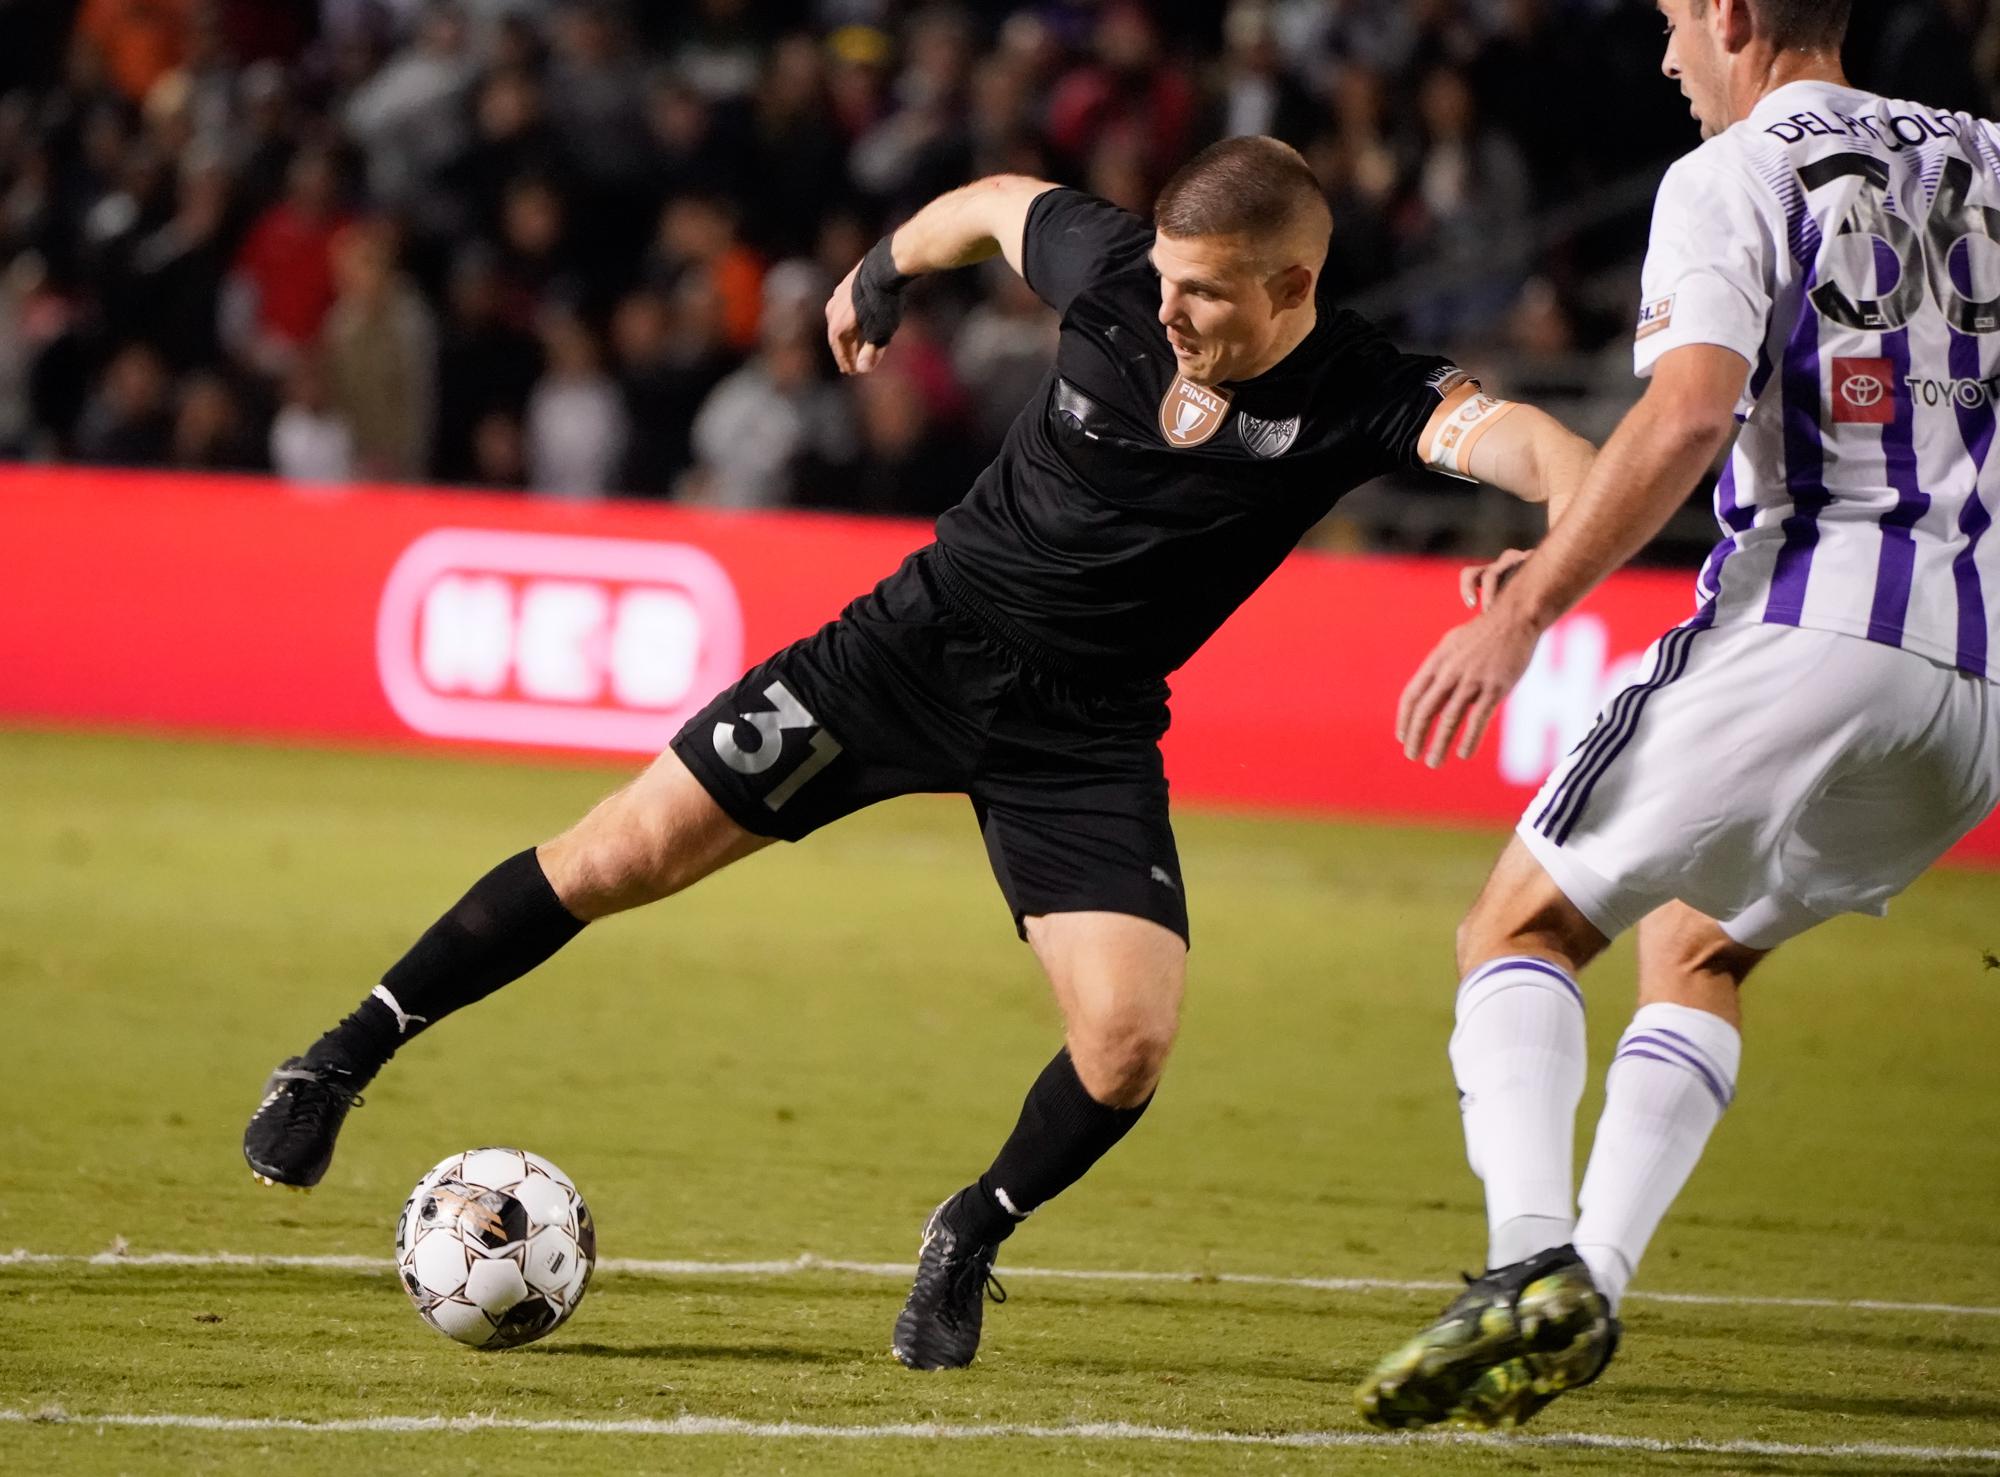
[1421,381,1522,482]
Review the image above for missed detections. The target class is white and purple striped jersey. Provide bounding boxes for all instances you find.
[1636,79,2000,679]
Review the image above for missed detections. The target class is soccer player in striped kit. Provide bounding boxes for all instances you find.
[1357,0,2000,1431]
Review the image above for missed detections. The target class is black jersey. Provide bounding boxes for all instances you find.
[932,187,1466,680]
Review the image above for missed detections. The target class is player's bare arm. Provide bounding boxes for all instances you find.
[1418,385,1597,608]
[826,174,1058,374]
[1399,342,1746,766]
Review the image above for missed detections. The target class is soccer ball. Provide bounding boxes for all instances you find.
[394,1147,596,1349]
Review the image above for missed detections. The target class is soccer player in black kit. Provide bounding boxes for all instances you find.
[244,137,1594,1370]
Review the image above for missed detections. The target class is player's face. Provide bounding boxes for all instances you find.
[1658,0,1728,138]
[1151,232,1302,386]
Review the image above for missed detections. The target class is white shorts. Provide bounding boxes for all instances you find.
[1517,621,2000,950]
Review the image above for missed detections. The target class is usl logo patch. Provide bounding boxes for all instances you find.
[1831,357,1896,424]
[1635,295,1675,340]
[1238,410,1301,458]
[1158,373,1234,448]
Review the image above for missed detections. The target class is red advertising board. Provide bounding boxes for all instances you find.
[3,466,1995,865]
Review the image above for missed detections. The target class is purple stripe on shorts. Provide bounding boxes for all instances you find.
[1621,1031,1733,1108]
[1866,321,1930,646]
[1948,326,1994,678]
[1765,270,1831,626]
[1460,956,1585,1011]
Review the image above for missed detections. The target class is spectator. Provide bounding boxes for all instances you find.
[446,69,565,243]
[492,175,577,322]
[849,7,976,216]
[842,359,978,517]
[471,408,528,489]
[648,195,764,354]
[1046,3,1198,192]
[170,370,261,471]
[525,308,628,498]
[74,342,174,466]
[1212,0,1320,145]
[952,264,1059,450]
[433,247,543,484]
[745,33,850,257]
[269,356,355,485]
[126,151,233,368]
[545,1,650,193]
[689,322,854,509]
[343,1,478,214]
[1399,65,1532,339]
[224,148,350,376]
[73,0,192,105]
[612,284,735,497]
[322,221,436,480]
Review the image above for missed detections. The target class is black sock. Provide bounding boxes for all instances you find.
[949,1048,1153,1246]
[308,849,585,1082]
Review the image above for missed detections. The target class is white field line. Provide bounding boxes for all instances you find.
[4,1247,1997,1319]
[1,1408,1996,1464]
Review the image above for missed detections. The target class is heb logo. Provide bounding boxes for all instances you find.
[377,529,745,752]
[1831,357,1896,424]
[1498,615,1646,787]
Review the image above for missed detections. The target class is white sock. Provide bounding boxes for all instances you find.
[1450,956,1588,1270]
[1574,1002,1742,1312]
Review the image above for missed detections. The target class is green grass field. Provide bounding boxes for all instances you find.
[3,727,1998,1475]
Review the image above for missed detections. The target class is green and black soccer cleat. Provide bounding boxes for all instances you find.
[242,1056,366,1189]
[1450,1313,1621,1431]
[890,1189,1008,1370]
[1354,1243,1618,1430]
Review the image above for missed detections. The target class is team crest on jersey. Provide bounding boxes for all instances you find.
[1238,410,1302,458]
[1832,357,1896,424]
[1158,374,1234,448]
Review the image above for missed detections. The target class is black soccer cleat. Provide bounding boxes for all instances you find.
[891,1190,1008,1370]
[1354,1243,1617,1430]
[242,1056,366,1189]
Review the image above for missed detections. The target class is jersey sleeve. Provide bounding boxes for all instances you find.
[1632,145,1778,377]
[1357,351,1471,473]
[1021,187,1154,315]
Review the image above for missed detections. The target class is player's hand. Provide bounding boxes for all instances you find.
[1397,607,1541,768]
[1458,549,1531,611]
[825,260,885,375]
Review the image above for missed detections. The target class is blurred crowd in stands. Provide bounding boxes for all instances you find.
[0,0,1993,544]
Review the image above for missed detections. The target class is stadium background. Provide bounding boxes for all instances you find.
[5,6,2000,1474]
[0,0,1991,559]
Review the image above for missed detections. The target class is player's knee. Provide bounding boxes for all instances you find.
[1067,1000,1178,1106]
[544,791,687,916]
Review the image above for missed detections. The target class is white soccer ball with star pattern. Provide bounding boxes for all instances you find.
[394,1147,596,1349]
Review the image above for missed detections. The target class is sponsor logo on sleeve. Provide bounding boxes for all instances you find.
[1635,295,1676,341]
[1424,365,1476,397]
[1158,373,1235,448]
[1831,356,1896,424]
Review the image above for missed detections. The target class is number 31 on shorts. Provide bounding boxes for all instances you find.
[711,680,844,810]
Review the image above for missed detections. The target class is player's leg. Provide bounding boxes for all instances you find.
[891,908,1185,1370]
[890,730,1189,1370]
[1438,901,1763,1431]
[244,749,770,1187]
[1356,836,1617,1429]
[1451,837,1610,1271]
[1570,901,1762,1315]
[246,560,965,1191]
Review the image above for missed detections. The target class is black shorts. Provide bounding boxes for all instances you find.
[671,549,1189,943]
